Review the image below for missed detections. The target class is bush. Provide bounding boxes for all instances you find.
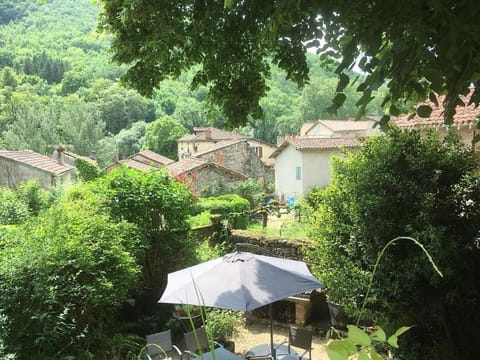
[196,194,250,229]
[204,309,244,342]
[0,197,141,359]
[308,129,480,359]
[74,158,102,182]
[0,187,29,225]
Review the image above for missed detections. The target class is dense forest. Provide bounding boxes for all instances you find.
[0,0,385,167]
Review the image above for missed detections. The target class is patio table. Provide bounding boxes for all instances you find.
[197,347,245,360]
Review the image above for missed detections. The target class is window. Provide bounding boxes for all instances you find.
[295,166,301,180]
[252,146,263,158]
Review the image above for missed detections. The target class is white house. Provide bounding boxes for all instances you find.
[300,119,378,138]
[270,137,360,201]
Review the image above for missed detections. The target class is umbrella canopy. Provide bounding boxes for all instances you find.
[159,251,323,358]
[159,251,323,311]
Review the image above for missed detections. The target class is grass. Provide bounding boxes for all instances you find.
[247,217,309,239]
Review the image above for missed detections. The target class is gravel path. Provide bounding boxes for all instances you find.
[232,321,329,359]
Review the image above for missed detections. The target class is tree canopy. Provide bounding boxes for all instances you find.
[99,0,480,127]
[308,129,480,359]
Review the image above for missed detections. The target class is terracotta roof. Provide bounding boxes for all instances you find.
[167,157,246,179]
[122,159,158,171]
[193,139,246,157]
[0,150,74,175]
[167,158,208,175]
[178,127,246,142]
[394,93,480,128]
[132,150,174,166]
[270,137,360,158]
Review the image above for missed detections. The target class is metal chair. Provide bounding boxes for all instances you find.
[277,326,312,360]
[183,327,223,359]
[145,330,182,360]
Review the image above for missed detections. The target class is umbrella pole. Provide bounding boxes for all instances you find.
[269,304,275,359]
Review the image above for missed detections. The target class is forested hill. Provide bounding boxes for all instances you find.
[0,0,385,167]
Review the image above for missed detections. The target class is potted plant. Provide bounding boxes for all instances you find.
[204,309,244,353]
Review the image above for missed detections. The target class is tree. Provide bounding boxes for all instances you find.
[0,191,141,359]
[308,129,480,359]
[58,95,106,156]
[114,121,146,159]
[143,116,187,160]
[98,0,480,127]
[2,99,60,154]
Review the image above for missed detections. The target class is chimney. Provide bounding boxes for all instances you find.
[205,129,212,139]
[89,150,97,161]
[56,146,65,165]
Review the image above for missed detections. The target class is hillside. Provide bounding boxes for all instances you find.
[0,0,385,167]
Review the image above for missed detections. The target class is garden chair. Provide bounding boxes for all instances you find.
[277,325,312,360]
[183,327,223,359]
[145,330,182,360]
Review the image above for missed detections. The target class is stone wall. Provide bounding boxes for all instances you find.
[191,227,312,261]
[227,230,313,261]
[196,141,274,184]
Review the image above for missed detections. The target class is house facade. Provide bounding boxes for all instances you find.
[299,119,378,138]
[177,127,277,167]
[271,137,360,200]
[0,149,75,190]
[167,158,247,196]
[193,139,274,184]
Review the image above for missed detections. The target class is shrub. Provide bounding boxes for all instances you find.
[204,309,244,342]
[0,188,29,225]
[308,129,480,359]
[0,197,141,359]
[196,194,250,229]
[74,158,102,182]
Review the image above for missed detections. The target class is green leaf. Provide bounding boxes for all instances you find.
[394,325,414,337]
[358,350,370,360]
[416,104,432,118]
[346,325,371,346]
[325,340,348,360]
[429,92,439,107]
[224,0,234,8]
[325,340,356,360]
[336,73,350,93]
[370,348,383,360]
[369,326,386,342]
[387,334,398,348]
[333,93,347,107]
[378,115,391,132]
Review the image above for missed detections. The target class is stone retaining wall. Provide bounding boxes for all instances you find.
[227,230,313,261]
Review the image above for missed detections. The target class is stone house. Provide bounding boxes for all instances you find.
[270,137,360,201]
[0,148,75,190]
[393,93,480,152]
[192,139,274,184]
[177,127,277,167]
[167,157,247,196]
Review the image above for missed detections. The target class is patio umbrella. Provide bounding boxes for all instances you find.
[158,251,323,358]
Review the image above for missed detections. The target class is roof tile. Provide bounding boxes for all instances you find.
[0,150,74,175]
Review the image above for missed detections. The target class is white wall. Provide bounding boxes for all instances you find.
[275,147,349,200]
[302,150,343,191]
[305,124,334,137]
[274,145,304,201]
